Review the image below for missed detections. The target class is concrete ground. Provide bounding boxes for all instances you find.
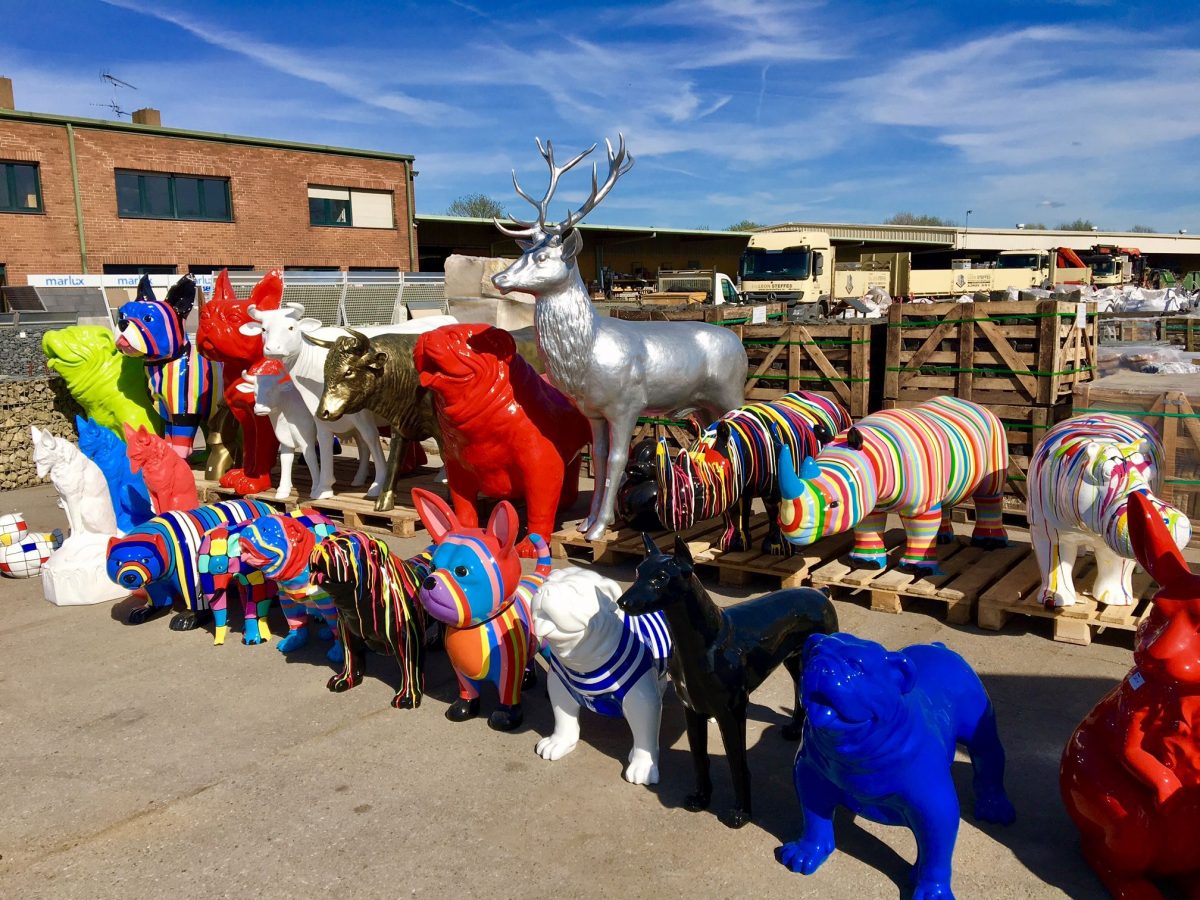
[0,481,1128,899]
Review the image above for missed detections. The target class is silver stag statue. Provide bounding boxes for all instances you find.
[491,136,748,541]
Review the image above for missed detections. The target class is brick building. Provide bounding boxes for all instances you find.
[0,78,416,288]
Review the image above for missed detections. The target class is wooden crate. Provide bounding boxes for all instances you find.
[610,302,786,325]
[809,531,1030,625]
[976,550,1155,646]
[730,322,878,419]
[1098,313,1161,345]
[1074,373,1200,531]
[1160,316,1200,351]
[551,512,847,590]
[883,397,1073,514]
[884,299,1098,408]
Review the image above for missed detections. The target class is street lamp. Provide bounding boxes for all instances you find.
[964,209,973,231]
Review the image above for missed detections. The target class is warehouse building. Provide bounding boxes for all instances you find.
[0,77,416,290]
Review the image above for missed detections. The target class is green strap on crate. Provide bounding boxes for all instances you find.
[637,416,690,427]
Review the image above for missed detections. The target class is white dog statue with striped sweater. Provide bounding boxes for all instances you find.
[531,566,672,785]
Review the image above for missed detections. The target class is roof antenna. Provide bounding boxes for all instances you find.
[91,71,138,119]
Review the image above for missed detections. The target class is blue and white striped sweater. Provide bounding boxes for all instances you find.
[548,611,672,718]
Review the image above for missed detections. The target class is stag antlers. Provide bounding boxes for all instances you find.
[496,134,634,240]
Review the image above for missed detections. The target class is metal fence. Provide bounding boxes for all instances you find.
[227,271,447,326]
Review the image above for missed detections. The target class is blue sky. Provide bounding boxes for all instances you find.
[2,0,1197,232]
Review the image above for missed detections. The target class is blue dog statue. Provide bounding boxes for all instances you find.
[76,415,155,533]
[778,633,1015,899]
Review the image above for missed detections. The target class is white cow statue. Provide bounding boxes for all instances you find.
[1028,413,1192,608]
[237,359,319,501]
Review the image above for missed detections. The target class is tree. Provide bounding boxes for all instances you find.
[727,219,763,231]
[1025,222,1047,230]
[884,212,955,226]
[1129,224,1157,233]
[1057,218,1097,231]
[695,224,711,231]
[447,193,506,218]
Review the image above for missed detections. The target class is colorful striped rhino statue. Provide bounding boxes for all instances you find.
[777,397,1009,574]
[655,391,850,555]
[106,498,274,629]
[1028,413,1191,609]
[237,512,342,660]
[412,487,551,732]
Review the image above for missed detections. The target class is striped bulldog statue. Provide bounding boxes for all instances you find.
[777,397,1009,574]
[1028,413,1191,609]
[531,566,672,785]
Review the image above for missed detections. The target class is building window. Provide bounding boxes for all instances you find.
[102,264,178,276]
[308,186,394,229]
[115,170,232,221]
[0,162,43,213]
[187,264,256,275]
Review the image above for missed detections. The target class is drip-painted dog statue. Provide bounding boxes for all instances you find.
[778,396,1008,575]
[618,535,838,828]
[413,488,550,731]
[309,531,430,709]
[778,633,1016,899]
[115,275,215,459]
[1060,491,1200,899]
[656,391,849,555]
[107,498,274,629]
[238,512,341,661]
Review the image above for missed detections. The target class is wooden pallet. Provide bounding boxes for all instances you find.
[976,549,1155,645]
[808,530,1029,625]
[193,466,445,538]
[550,512,842,589]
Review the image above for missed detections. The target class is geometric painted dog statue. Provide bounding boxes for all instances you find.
[655,391,850,555]
[1028,413,1191,609]
[309,531,430,709]
[1060,491,1200,900]
[115,274,214,459]
[106,498,274,629]
[412,488,550,731]
[778,396,1009,575]
[778,633,1016,899]
[197,521,279,646]
[76,416,155,533]
[236,512,341,661]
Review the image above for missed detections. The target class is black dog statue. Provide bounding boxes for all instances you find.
[618,534,838,828]
[615,437,664,531]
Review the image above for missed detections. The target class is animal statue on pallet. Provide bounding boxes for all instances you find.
[30,426,119,537]
[106,498,274,629]
[237,358,318,500]
[413,488,549,730]
[310,329,442,513]
[241,298,456,502]
[491,135,748,541]
[42,326,163,438]
[195,269,281,495]
[779,634,1015,898]
[616,438,666,531]
[414,323,592,556]
[0,518,64,578]
[237,512,341,661]
[617,534,839,828]
[1028,413,1191,609]
[656,391,851,555]
[115,274,215,458]
[202,402,240,483]
[309,531,431,709]
[777,396,1009,575]
[76,416,154,533]
[531,566,672,785]
[1060,491,1200,899]
[124,424,201,513]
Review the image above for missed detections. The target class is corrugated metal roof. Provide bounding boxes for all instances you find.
[417,213,750,237]
[760,221,957,245]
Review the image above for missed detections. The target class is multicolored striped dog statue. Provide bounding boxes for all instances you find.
[777,397,1008,574]
[656,391,850,554]
[413,488,550,731]
[106,498,274,629]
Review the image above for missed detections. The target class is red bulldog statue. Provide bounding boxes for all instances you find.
[414,324,591,558]
[196,269,281,495]
[1060,490,1200,899]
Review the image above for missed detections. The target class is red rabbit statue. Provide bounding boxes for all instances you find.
[414,323,591,558]
[196,269,281,495]
[1060,490,1200,899]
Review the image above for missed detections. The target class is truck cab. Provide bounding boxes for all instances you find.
[738,229,832,305]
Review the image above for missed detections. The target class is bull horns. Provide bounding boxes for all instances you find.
[302,331,338,349]
[345,328,370,353]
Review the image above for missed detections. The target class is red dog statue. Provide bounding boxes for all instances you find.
[125,424,200,513]
[414,324,591,558]
[196,269,281,495]
[1060,490,1200,899]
